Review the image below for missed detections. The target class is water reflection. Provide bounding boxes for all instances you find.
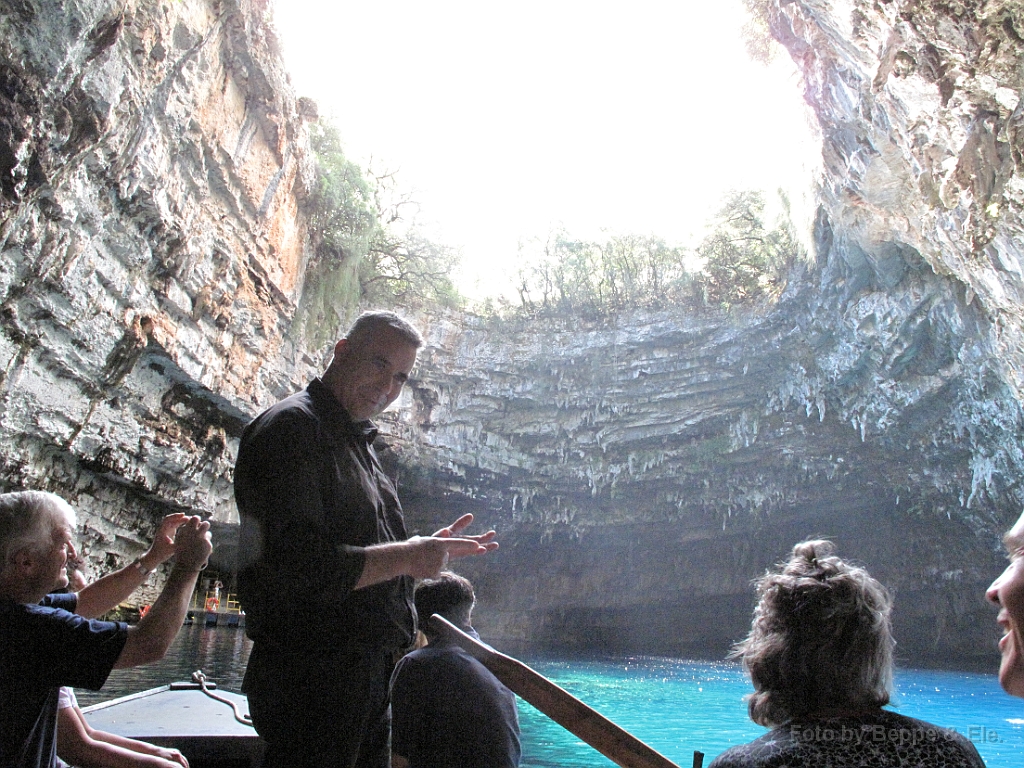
[76,624,253,707]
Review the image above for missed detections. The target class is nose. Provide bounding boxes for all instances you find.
[988,569,1007,605]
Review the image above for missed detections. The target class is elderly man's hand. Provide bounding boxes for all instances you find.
[144,513,189,566]
[172,516,213,572]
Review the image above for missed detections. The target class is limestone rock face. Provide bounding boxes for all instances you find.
[0,0,319,593]
[1,0,1022,666]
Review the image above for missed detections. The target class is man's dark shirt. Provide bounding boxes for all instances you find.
[234,378,415,651]
[390,629,521,768]
[0,593,128,768]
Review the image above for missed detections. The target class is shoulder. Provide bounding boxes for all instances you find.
[1,602,127,682]
[394,647,438,672]
[708,730,791,768]
[392,646,464,681]
[245,390,319,435]
[237,390,322,458]
[872,710,965,740]
[872,711,985,762]
[2,597,78,628]
[41,593,78,611]
[12,599,126,636]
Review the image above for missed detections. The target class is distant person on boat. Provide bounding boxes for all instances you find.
[389,571,520,768]
[55,686,188,768]
[709,539,985,768]
[234,310,499,768]
[0,490,213,768]
[986,510,1024,699]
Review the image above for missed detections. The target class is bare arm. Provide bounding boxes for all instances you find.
[114,517,212,669]
[355,514,498,590]
[57,705,187,768]
[76,514,187,619]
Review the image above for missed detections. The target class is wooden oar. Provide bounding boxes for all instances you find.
[427,614,683,768]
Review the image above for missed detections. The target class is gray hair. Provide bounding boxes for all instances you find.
[0,491,76,576]
[734,539,894,727]
[346,311,422,350]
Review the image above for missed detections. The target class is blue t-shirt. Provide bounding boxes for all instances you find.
[0,593,128,768]
[390,630,521,768]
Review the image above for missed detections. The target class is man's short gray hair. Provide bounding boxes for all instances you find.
[346,311,422,350]
[0,491,76,576]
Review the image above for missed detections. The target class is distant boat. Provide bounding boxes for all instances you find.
[81,678,261,768]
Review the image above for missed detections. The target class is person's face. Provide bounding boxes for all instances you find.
[43,521,75,593]
[330,327,418,421]
[987,512,1024,697]
[17,518,76,601]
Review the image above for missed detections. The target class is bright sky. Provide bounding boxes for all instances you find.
[271,2,822,301]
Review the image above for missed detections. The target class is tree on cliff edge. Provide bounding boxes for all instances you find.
[296,120,461,349]
[692,189,800,309]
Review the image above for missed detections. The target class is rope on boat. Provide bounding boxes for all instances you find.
[191,670,254,727]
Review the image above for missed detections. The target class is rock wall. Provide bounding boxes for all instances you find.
[1,0,1022,666]
[0,0,321,598]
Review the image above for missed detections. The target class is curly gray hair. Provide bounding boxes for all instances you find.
[734,539,894,727]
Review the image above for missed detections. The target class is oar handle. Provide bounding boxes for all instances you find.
[427,614,682,768]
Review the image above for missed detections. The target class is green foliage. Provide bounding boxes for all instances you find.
[306,120,378,266]
[505,189,803,319]
[693,189,801,309]
[294,119,463,348]
[514,232,692,316]
[359,170,462,310]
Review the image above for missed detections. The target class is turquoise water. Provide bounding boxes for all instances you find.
[517,656,1023,767]
[79,627,1022,766]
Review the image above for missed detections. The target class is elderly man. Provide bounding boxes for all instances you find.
[0,490,213,768]
[235,310,499,768]
[987,511,1024,698]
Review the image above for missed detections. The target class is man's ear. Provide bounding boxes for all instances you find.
[9,548,37,577]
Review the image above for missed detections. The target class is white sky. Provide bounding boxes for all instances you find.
[271,1,822,301]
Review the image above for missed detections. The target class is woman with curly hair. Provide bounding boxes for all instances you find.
[709,540,984,767]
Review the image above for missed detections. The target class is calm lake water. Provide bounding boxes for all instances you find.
[77,625,1023,767]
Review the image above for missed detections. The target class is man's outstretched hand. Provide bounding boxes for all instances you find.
[407,514,499,578]
[357,513,499,587]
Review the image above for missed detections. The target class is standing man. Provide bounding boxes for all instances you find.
[0,490,213,768]
[234,310,499,768]
[390,571,521,768]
